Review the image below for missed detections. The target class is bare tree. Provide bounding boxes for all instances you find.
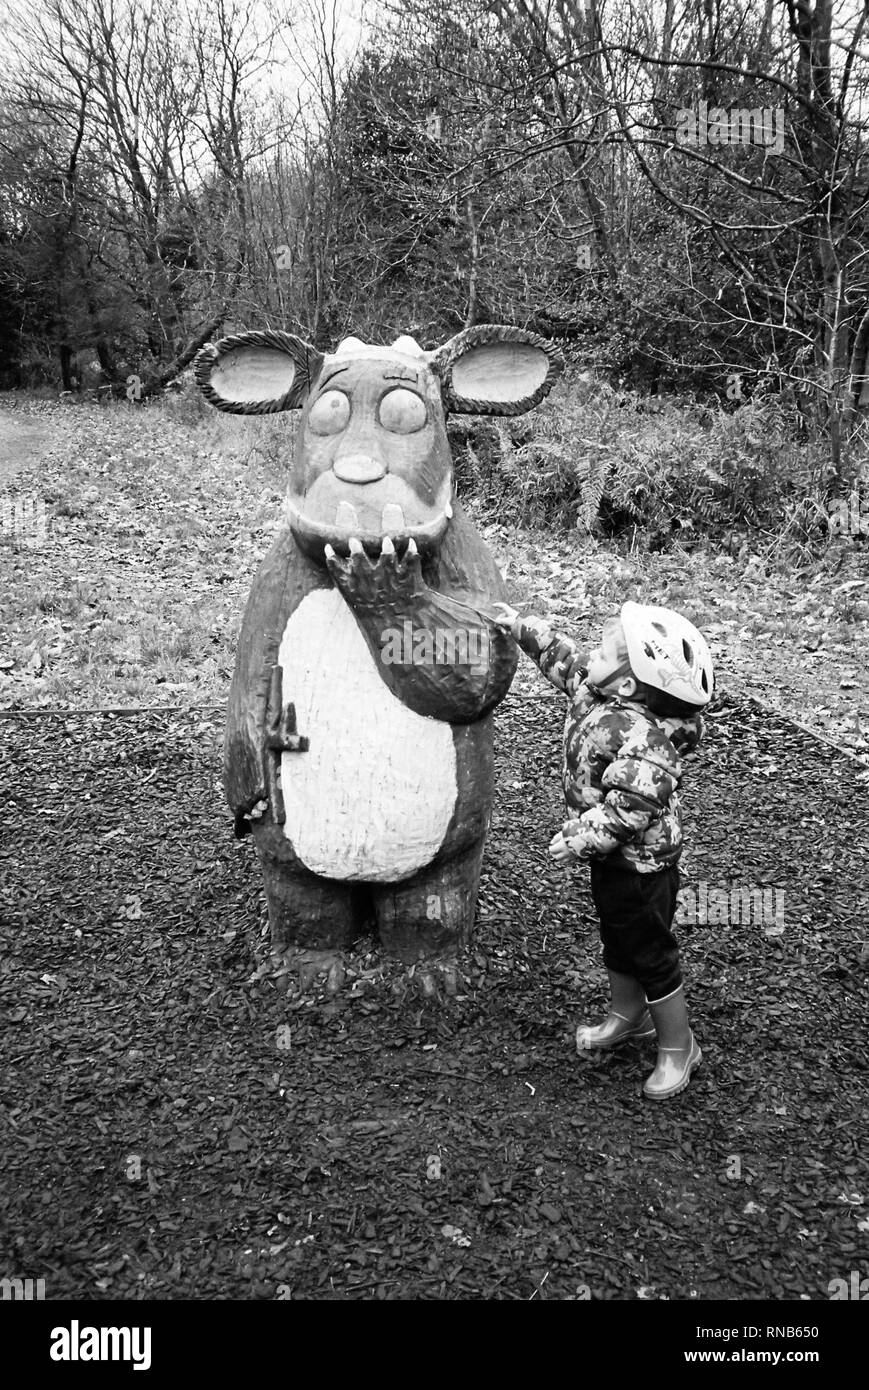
[2,0,286,391]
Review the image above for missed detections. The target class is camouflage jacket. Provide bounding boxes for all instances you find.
[514,619,704,874]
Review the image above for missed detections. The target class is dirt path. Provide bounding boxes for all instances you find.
[0,409,56,487]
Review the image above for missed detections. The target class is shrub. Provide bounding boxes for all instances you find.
[464,369,836,546]
[160,377,211,428]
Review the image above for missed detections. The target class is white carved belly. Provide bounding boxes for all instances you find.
[278,588,458,881]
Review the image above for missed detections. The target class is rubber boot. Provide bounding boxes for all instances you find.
[575,969,655,1053]
[643,986,702,1099]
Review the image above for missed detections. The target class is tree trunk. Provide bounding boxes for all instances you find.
[845,306,869,420]
[59,345,74,391]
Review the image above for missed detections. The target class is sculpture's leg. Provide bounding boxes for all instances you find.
[370,838,487,964]
[254,840,367,951]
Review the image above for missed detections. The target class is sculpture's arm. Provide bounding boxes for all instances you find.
[325,538,517,723]
[224,533,320,836]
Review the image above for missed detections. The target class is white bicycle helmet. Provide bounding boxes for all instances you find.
[620,602,713,707]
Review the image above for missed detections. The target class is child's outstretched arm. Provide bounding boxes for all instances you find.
[492,603,588,697]
[551,717,682,862]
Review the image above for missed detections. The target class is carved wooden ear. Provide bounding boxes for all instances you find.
[194,330,323,414]
[431,325,564,415]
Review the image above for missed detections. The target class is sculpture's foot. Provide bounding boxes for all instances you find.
[267,944,467,1003]
[269,944,349,994]
[401,955,468,1001]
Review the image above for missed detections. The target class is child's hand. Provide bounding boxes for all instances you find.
[548,830,575,864]
[520,614,553,645]
[491,602,519,630]
[550,820,586,863]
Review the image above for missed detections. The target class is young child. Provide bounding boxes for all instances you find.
[492,600,713,1100]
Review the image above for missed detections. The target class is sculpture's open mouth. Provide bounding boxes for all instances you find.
[285,475,452,559]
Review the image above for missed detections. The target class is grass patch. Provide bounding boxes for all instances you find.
[0,391,866,759]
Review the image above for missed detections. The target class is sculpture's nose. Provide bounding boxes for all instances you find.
[332,453,386,483]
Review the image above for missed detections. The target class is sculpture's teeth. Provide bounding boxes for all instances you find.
[382,503,405,531]
[381,535,395,555]
[336,501,359,529]
[445,500,453,519]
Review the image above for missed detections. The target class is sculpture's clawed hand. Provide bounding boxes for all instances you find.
[324,535,425,608]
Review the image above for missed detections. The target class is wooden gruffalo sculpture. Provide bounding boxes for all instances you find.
[195,324,563,975]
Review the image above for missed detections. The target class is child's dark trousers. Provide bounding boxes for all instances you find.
[589,860,682,1002]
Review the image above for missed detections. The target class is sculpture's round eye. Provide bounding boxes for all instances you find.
[378,388,427,433]
[308,390,351,434]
